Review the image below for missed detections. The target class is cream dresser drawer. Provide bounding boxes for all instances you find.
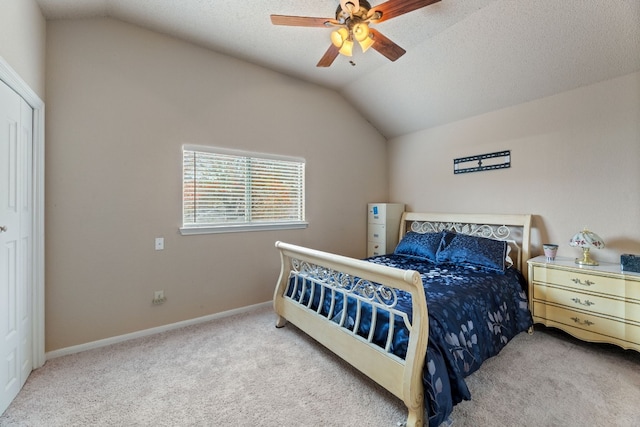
[532,301,640,348]
[532,284,640,323]
[532,301,625,339]
[528,256,640,353]
[531,265,625,298]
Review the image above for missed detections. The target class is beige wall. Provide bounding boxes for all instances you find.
[389,71,640,264]
[45,18,388,351]
[32,8,640,352]
[0,0,46,98]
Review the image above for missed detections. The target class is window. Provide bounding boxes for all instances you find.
[181,145,306,234]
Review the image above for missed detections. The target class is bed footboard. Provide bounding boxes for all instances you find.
[273,241,429,427]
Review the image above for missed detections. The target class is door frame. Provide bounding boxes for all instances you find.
[0,56,45,369]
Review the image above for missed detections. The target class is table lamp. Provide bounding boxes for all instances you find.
[569,228,605,266]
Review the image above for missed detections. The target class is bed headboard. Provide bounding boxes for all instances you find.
[399,212,532,281]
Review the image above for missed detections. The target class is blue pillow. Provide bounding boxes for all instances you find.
[436,232,508,273]
[394,231,445,262]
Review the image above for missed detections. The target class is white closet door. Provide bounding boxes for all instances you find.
[0,79,33,415]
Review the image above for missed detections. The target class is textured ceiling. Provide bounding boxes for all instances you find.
[35,0,640,139]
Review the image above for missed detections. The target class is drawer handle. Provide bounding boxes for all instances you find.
[571,297,595,307]
[571,278,595,287]
[570,316,594,327]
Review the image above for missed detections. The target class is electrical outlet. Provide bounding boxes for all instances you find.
[152,290,166,305]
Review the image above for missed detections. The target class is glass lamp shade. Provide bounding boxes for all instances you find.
[353,23,370,42]
[569,228,605,266]
[331,28,350,48]
[338,38,354,56]
[358,35,374,52]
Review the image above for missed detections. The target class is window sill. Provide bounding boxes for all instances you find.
[179,221,308,235]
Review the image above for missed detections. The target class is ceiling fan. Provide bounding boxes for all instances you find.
[270,0,441,67]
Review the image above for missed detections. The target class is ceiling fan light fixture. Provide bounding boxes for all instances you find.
[331,27,350,48]
[339,38,354,56]
[352,22,370,42]
[271,0,437,67]
[358,35,374,52]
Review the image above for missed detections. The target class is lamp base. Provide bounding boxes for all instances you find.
[575,247,598,266]
[575,258,599,266]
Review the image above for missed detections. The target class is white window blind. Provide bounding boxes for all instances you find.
[181,145,306,234]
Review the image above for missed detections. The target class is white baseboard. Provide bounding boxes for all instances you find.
[45,301,271,361]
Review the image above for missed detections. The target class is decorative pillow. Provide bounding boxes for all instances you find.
[393,231,445,262]
[436,232,508,273]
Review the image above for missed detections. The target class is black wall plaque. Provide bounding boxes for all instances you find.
[454,150,511,174]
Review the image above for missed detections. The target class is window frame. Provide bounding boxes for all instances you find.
[180,145,307,235]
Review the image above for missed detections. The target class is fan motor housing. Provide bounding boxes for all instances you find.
[335,0,374,23]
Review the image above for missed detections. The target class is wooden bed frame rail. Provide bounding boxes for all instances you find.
[273,241,429,427]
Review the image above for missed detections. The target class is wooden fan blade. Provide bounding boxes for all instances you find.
[369,29,406,61]
[371,0,441,23]
[317,44,340,67]
[270,15,335,27]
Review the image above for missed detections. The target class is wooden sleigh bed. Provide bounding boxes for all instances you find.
[273,212,532,427]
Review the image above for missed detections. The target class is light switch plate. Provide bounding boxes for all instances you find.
[155,237,164,250]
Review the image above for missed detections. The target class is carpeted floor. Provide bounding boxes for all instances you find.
[1,305,639,426]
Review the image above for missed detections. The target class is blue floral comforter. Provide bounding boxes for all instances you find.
[365,254,532,426]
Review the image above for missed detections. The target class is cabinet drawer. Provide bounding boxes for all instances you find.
[533,302,640,349]
[625,277,640,301]
[368,223,386,243]
[533,301,625,339]
[368,205,387,224]
[532,265,625,298]
[367,241,384,257]
[533,284,640,323]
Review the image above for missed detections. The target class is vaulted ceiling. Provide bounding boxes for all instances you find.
[35,0,640,139]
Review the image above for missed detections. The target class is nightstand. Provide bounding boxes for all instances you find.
[527,256,640,352]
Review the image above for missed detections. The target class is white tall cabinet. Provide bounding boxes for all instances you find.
[367,203,405,257]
